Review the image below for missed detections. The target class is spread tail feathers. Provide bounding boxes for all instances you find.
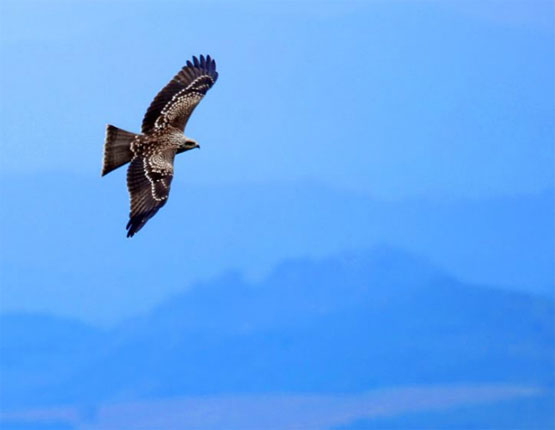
[101,125,137,176]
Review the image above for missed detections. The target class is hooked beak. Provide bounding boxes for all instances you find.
[196,144,201,150]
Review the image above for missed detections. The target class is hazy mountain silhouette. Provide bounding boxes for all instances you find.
[1,174,553,325]
[1,247,552,412]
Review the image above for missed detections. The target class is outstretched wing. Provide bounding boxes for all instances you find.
[126,150,176,237]
[142,55,218,133]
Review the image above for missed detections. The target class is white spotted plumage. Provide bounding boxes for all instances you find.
[103,55,218,237]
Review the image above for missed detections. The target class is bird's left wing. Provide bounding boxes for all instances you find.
[142,55,218,133]
[126,149,176,237]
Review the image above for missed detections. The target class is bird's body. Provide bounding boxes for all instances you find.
[101,55,218,237]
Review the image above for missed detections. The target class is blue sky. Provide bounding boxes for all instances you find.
[1,0,553,198]
[0,0,553,324]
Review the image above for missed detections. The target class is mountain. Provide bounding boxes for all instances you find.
[1,174,553,324]
[1,247,552,413]
[0,314,106,408]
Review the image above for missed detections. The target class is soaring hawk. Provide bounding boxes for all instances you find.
[101,55,218,237]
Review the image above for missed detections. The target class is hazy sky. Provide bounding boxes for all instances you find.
[1,0,553,199]
[0,0,553,324]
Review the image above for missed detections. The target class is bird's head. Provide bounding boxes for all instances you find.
[177,137,200,154]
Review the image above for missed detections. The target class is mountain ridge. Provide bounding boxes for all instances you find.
[1,246,552,409]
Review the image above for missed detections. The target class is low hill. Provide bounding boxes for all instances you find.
[1,247,552,412]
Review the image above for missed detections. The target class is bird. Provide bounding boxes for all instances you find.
[101,55,218,237]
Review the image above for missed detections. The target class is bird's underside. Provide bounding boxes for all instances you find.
[101,55,218,237]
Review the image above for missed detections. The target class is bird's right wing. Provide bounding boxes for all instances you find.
[141,55,218,133]
[126,150,175,237]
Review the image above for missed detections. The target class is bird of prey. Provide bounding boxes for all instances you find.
[101,55,218,237]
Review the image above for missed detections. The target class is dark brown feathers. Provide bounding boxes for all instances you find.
[103,55,218,238]
[102,125,136,176]
[126,151,175,237]
[141,55,218,133]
